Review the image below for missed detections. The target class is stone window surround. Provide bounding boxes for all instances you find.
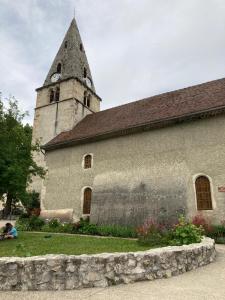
[192,173,216,211]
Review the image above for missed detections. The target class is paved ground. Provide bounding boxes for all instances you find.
[0,220,16,228]
[0,244,224,300]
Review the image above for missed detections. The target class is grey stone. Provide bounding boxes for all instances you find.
[0,237,216,291]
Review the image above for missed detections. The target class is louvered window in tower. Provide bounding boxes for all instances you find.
[55,87,60,102]
[83,188,92,214]
[87,95,91,108]
[83,67,87,78]
[50,89,54,103]
[84,91,87,106]
[57,63,62,73]
[195,176,213,210]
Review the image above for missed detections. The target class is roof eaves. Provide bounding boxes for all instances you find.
[42,105,225,152]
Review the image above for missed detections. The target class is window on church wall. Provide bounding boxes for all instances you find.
[195,176,213,210]
[50,89,54,103]
[84,154,92,169]
[83,187,92,215]
[57,63,62,73]
[80,43,83,51]
[64,41,68,49]
[55,87,60,102]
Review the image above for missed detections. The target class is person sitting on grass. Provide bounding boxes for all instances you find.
[0,223,18,240]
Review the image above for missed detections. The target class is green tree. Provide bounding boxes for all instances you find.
[0,94,45,217]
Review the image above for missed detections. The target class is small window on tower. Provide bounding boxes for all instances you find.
[83,67,87,78]
[57,63,62,73]
[64,41,68,49]
[80,43,83,51]
[84,91,87,106]
[87,94,91,108]
[50,89,54,103]
[55,87,60,102]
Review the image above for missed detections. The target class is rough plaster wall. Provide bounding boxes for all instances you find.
[91,170,187,226]
[44,114,225,226]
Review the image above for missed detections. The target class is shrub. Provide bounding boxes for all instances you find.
[75,218,99,235]
[208,224,225,239]
[137,219,169,246]
[97,225,137,238]
[41,219,65,233]
[192,214,212,234]
[16,215,45,231]
[137,215,205,247]
[169,216,204,246]
[20,191,41,216]
[214,236,225,244]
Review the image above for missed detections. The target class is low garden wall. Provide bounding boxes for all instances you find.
[0,237,215,291]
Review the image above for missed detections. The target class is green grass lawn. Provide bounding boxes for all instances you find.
[0,232,150,257]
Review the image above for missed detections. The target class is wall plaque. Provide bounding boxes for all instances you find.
[218,186,225,192]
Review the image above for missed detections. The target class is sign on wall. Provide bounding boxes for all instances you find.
[218,187,225,192]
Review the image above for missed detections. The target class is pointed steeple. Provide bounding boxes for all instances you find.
[43,18,95,92]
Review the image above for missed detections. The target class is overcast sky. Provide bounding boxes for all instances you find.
[1,0,225,124]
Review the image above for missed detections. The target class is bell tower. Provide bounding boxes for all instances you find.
[31,18,101,200]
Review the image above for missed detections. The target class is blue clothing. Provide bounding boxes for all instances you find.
[8,227,18,238]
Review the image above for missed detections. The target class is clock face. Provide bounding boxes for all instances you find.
[84,77,92,88]
[51,73,61,83]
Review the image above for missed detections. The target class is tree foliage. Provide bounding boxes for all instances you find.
[0,94,45,216]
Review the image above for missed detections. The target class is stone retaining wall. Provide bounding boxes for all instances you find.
[0,237,215,291]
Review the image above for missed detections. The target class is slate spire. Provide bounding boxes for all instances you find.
[43,18,95,91]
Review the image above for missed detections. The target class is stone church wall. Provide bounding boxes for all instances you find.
[31,78,100,199]
[44,114,225,225]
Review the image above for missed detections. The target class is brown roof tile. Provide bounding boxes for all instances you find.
[43,77,225,150]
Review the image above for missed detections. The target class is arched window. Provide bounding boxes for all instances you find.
[84,91,87,106]
[195,176,213,210]
[83,188,92,214]
[87,94,91,108]
[80,43,83,51]
[57,63,62,73]
[55,87,60,102]
[83,67,87,78]
[64,41,68,49]
[50,89,54,103]
[84,154,92,169]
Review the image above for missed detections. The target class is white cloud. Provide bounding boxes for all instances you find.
[0,0,225,123]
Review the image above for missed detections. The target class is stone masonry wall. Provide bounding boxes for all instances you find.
[0,238,215,291]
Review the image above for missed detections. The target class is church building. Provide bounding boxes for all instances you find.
[32,18,225,226]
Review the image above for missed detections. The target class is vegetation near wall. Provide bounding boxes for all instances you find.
[0,94,45,218]
[16,213,225,245]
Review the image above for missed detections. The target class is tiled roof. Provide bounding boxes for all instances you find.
[43,77,225,150]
